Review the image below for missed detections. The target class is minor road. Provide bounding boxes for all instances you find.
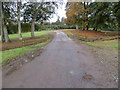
[3,31,117,88]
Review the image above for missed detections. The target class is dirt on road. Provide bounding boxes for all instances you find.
[2,31,118,88]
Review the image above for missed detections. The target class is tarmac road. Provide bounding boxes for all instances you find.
[2,31,117,88]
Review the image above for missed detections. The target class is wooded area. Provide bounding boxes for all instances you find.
[64,2,120,31]
[0,1,119,43]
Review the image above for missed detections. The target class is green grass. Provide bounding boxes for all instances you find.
[0,39,51,65]
[1,46,35,65]
[0,30,52,65]
[33,40,50,47]
[9,31,49,39]
[82,41,119,48]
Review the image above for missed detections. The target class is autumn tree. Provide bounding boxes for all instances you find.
[65,2,89,30]
[65,2,120,31]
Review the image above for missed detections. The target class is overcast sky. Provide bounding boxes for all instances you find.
[49,0,68,23]
[49,0,97,23]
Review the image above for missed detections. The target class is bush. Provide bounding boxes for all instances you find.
[7,23,38,34]
[37,25,77,30]
[21,23,31,32]
[7,23,31,34]
[7,24,17,34]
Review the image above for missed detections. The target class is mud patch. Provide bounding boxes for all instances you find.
[82,73,93,80]
[1,33,51,51]
[3,47,43,76]
[64,30,119,42]
[5,66,20,76]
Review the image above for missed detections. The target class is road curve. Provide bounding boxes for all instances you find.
[3,31,117,88]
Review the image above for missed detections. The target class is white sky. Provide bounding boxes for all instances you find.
[49,0,96,23]
[49,0,67,23]
[21,0,96,23]
[20,0,68,22]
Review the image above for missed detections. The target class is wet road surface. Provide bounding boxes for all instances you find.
[3,31,117,88]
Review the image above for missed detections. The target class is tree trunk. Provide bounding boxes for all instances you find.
[1,2,10,42]
[17,1,22,40]
[83,2,86,30]
[0,27,4,42]
[3,23,10,42]
[93,27,97,31]
[82,26,85,30]
[83,2,89,30]
[95,28,97,31]
[30,3,37,38]
[31,19,35,37]
[0,1,4,42]
[86,2,89,30]
[86,26,89,30]
[76,25,79,29]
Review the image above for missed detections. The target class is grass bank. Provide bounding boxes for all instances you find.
[9,31,49,39]
[64,30,119,49]
[2,31,50,51]
[82,40,119,48]
[0,31,49,41]
[1,39,51,66]
[1,31,54,66]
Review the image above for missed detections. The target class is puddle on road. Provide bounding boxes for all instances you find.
[70,71,74,75]
[69,71,93,81]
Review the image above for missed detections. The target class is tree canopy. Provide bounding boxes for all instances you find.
[64,2,120,31]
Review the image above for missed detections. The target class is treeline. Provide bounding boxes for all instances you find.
[6,24,77,34]
[32,24,77,30]
[40,25,77,30]
[0,1,57,42]
[64,2,120,31]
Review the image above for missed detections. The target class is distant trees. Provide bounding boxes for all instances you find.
[52,16,62,25]
[64,2,120,31]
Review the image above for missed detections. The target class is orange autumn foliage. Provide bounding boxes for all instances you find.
[64,2,89,29]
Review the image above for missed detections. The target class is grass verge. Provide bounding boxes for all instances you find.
[9,31,49,39]
[82,40,119,48]
[1,40,51,66]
